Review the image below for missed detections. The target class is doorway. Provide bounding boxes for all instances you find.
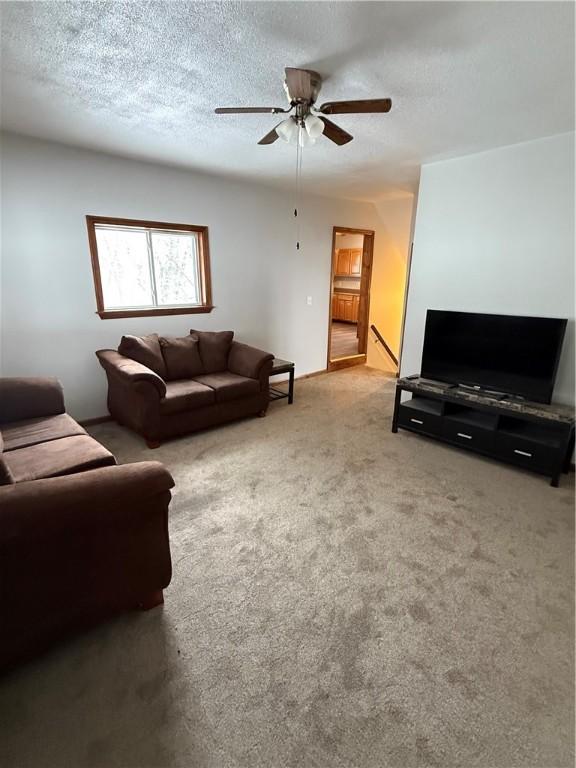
[327,227,375,371]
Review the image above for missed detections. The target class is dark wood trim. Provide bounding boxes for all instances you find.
[326,227,338,368]
[370,324,399,367]
[97,305,214,319]
[357,232,374,355]
[86,215,213,319]
[86,215,208,233]
[333,226,375,236]
[87,217,105,315]
[198,224,213,308]
[327,226,375,368]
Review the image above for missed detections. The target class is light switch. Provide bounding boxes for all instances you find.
[307,296,313,306]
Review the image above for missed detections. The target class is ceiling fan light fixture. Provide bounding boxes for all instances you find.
[276,117,299,144]
[298,125,316,147]
[304,114,324,139]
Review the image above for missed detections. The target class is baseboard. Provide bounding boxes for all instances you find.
[296,368,328,381]
[328,355,366,372]
[271,368,328,385]
[79,415,113,427]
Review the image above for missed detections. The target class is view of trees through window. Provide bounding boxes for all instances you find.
[94,225,201,310]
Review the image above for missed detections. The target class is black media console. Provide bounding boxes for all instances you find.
[392,376,575,487]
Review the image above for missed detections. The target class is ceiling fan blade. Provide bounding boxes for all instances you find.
[284,67,322,102]
[257,124,282,145]
[215,107,287,114]
[319,117,353,146]
[319,99,392,115]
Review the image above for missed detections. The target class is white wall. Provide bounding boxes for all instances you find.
[366,195,415,373]
[401,132,575,405]
[334,234,364,249]
[1,133,393,419]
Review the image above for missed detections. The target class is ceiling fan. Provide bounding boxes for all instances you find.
[215,67,392,147]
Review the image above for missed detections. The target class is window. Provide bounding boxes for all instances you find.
[86,216,213,318]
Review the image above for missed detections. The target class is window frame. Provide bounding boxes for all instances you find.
[86,215,214,319]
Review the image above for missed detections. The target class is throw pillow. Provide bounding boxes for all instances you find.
[190,330,234,373]
[159,335,204,380]
[118,333,167,379]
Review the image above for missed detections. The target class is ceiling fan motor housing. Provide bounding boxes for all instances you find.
[284,68,323,106]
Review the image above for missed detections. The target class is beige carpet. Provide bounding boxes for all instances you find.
[0,367,574,768]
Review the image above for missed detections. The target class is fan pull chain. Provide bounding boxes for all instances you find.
[294,124,303,250]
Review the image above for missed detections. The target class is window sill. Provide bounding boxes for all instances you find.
[97,306,214,319]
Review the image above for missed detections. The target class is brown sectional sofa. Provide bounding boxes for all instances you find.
[96,330,274,447]
[0,377,174,670]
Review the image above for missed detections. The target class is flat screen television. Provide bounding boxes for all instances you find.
[421,310,567,403]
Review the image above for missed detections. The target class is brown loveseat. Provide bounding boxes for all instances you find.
[96,330,274,447]
[0,377,174,670]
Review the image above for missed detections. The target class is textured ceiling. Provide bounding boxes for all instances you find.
[1,1,574,201]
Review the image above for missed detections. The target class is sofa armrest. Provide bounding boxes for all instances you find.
[0,461,174,537]
[0,378,65,424]
[228,341,274,380]
[0,461,174,669]
[96,350,166,398]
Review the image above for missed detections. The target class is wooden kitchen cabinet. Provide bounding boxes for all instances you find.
[349,249,362,276]
[331,294,339,318]
[343,299,355,322]
[334,296,345,321]
[335,248,363,276]
[336,249,351,275]
[332,292,359,322]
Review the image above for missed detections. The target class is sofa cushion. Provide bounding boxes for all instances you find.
[118,334,167,379]
[1,413,87,452]
[193,372,260,403]
[0,432,13,485]
[0,457,12,485]
[3,435,116,483]
[190,330,234,373]
[0,378,65,424]
[159,335,204,380]
[160,380,216,416]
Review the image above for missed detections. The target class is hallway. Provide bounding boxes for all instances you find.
[330,321,359,358]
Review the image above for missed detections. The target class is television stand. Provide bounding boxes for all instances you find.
[453,382,510,400]
[392,376,575,487]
